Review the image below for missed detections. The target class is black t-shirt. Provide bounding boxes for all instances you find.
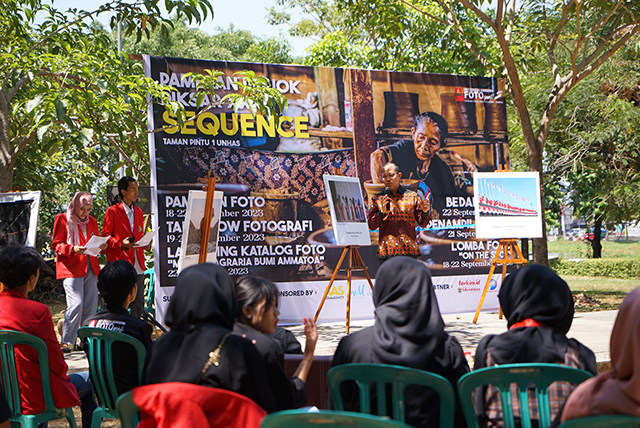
[85,304,153,396]
[0,388,11,422]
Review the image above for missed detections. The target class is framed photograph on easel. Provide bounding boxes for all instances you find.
[323,175,371,247]
[474,172,542,239]
[178,190,224,271]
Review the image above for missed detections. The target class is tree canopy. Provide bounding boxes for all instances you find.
[3,0,292,249]
[273,0,640,264]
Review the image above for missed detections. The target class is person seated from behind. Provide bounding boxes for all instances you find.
[473,264,597,428]
[327,256,470,428]
[84,260,153,396]
[561,287,640,422]
[0,388,11,428]
[143,263,276,412]
[270,327,303,355]
[0,245,96,427]
[233,275,318,411]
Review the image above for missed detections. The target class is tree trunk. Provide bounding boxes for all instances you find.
[0,95,14,192]
[592,217,603,259]
[528,148,549,266]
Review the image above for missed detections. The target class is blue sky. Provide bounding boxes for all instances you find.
[479,177,539,210]
[45,0,315,56]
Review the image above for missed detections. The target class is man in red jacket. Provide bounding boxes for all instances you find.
[102,176,150,318]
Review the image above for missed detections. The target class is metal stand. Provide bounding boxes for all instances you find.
[473,238,527,323]
[313,246,374,333]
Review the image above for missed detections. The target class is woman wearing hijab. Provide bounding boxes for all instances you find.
[473,264,596,428]
[233,275,317,410]
[142,264,276,412]
[561,287,640,421]
[328,256,469,428]
[52,191,106,352]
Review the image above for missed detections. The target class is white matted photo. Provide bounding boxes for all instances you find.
[474,172,542,239]
[323,175,371,246]
[0,191,41,247]
[178,190,224,271]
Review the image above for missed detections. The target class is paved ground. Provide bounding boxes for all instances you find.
[66,310,617,373]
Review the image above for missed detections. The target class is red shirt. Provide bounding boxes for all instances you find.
[133,382,266,428]
[0,289,80,414]
[51,213,101,279]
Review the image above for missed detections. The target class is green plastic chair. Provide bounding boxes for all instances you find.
[559,416,640,428]
[0,330,77,428]
[457,363,593,428]
[328,363,456,428]
[144,267,155,317]
[261,410,413,428]
[115,391,139,428]
[77,327,147,428]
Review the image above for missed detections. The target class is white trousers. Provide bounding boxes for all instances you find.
[61,269,98,345]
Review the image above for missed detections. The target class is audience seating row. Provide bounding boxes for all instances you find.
[3,328,640,428]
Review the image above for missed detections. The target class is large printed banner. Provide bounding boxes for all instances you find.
[145,56,511,324]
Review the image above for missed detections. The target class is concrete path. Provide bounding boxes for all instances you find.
[66,310,617,373]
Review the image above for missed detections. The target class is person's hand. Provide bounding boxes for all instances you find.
[121,237,135,250]
[98,243,108,251]
[453,152,478,173]
[73,246,87,255]
[377,195,391,214]
[303,317,318,353]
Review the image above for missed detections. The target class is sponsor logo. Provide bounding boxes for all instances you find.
[454,87,504,103]
[457,286,483,293]
[489,279,498,291]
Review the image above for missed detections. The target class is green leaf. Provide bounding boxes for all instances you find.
[54,97,66,121]
[77,128,94,145]
[25,94,46,114]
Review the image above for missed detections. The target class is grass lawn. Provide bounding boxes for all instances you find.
[548,239,640,311]
[548,239,640,259]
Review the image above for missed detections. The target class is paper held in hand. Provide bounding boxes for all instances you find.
[83,235,109,257]
[134,230,157,248]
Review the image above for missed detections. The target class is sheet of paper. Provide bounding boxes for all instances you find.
[134,230,157,248]
[84,235,108,257]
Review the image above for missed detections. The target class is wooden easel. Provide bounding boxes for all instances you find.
[313,246,374,333]
[199,177,216,264]
[473,165,531,323]
[472,239,527,323]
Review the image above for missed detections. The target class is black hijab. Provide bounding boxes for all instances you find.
[475,264,581,367]
[372,256,447,369]
[165,263,238,331]
[144,263,239,384]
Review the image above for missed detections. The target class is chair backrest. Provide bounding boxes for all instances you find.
[77,327,147,412]
[261,410,413,428]
[457,363,593,428]
[115,391,139,428]
[559,416,640,428]
[143,267,155,317]
[0,330,57,415]
[328,363,456,428]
